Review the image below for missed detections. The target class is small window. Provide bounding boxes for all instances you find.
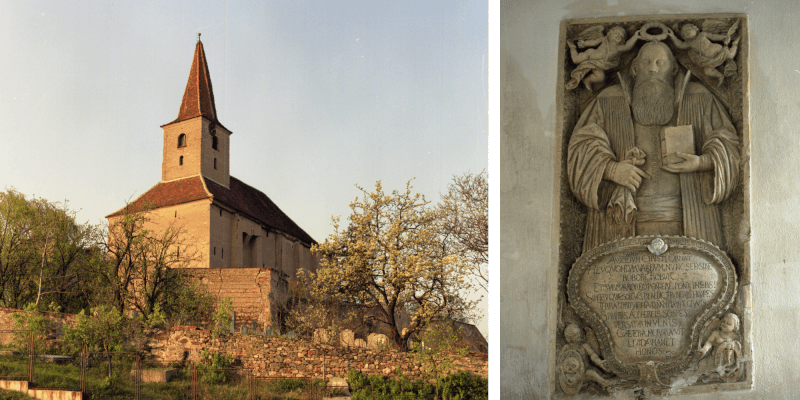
[214,247,216,255]
[174,211,177,218]
[220,209,222,217]
[214,158,217,169]
[222,248,224,258]
[178,133,187,148]
[212,136,219,150]
[179,156,183,165]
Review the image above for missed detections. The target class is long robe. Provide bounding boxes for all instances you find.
[567,80,740,253]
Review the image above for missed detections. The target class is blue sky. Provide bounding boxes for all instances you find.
[0,1,488,334]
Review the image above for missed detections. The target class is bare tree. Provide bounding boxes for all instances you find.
[94,203,200,319]
[438,170,488,291]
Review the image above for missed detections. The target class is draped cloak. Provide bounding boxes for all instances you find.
[567,80,740,253]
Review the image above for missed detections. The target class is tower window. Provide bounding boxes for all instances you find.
[212,136,219,150]
[178,133,187,148]
[179,156,184,165]
[214,158,217,169]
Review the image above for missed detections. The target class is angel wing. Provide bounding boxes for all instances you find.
[584,327,602,356]
[702,19,739,36]
[726,19,740,38]
[572,25,604,41]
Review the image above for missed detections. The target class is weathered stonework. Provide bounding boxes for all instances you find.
[143,327,488,380]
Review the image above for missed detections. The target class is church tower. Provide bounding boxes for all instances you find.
[161,37,231,188]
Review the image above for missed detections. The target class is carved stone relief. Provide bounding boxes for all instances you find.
[554,14,750,397]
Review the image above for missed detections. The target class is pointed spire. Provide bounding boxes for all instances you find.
[172,37,219,124]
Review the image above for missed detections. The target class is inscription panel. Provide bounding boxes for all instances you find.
[580,250,721,362]
[567,236,737,380]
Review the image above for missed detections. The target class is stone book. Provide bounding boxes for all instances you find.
[661,124,695,165]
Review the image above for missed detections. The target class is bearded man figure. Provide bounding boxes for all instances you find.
[567,41,740,253]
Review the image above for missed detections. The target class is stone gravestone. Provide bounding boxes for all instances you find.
[339,329,355,347]
[313,328,330,344]
[554,14,751,397]
[367,333,389,349]
[264,325,276,337]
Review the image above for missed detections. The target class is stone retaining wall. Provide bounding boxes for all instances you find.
[145,327,488,380]
[0,308,78,345]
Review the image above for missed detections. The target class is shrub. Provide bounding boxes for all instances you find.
[439,370,488,400]
[347,369,486,400]
[211,297,233,337]
[198,349,233,384]
[10,303,49,354]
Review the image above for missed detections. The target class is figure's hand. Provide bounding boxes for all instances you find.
[631,30,642,40]
[596,360,609,372]
[666,27,676,39]
[567,40,577,49]
[605,158,650,192]
[662,152,704,174]
[578,39,586,47]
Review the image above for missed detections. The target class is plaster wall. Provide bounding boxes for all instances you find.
[501,1,799,398]
[109,200,211,270]
[161,117,231,187]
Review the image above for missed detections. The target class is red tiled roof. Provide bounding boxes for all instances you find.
[107,175,316,245]
[166,40,223,128]
[205,177,316,245]
[106,176,210,217]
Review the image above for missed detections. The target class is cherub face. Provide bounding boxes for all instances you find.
[721,315,737,333]
[609,29,625,44]
[681,25,698,39]
[564,325,582,344]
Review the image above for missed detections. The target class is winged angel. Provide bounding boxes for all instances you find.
[667,19,740,86]
[566,25,641,92]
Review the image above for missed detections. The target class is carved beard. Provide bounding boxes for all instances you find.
[632,78,675,126]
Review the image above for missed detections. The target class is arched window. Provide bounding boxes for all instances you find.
[212,136,219,150]
[178,134,187,148]
[179,156,184,165]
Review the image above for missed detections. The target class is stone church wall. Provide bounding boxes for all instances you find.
[184,267,279,329]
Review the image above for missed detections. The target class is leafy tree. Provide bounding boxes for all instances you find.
[0,189,95,312]
[438,170,488,291]
[309,180,477,349]
[10,303,50,354]
[411,322,469,399]
[63,305,127,377]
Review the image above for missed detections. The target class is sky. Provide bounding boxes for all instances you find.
[0,1,489,335]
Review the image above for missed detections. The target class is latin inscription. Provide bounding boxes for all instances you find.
[579,249,721,362]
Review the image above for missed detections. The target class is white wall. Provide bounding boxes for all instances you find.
[501,1,800,398]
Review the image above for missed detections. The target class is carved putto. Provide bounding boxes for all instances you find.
[694,312,744,383]
[557,324,618,394]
